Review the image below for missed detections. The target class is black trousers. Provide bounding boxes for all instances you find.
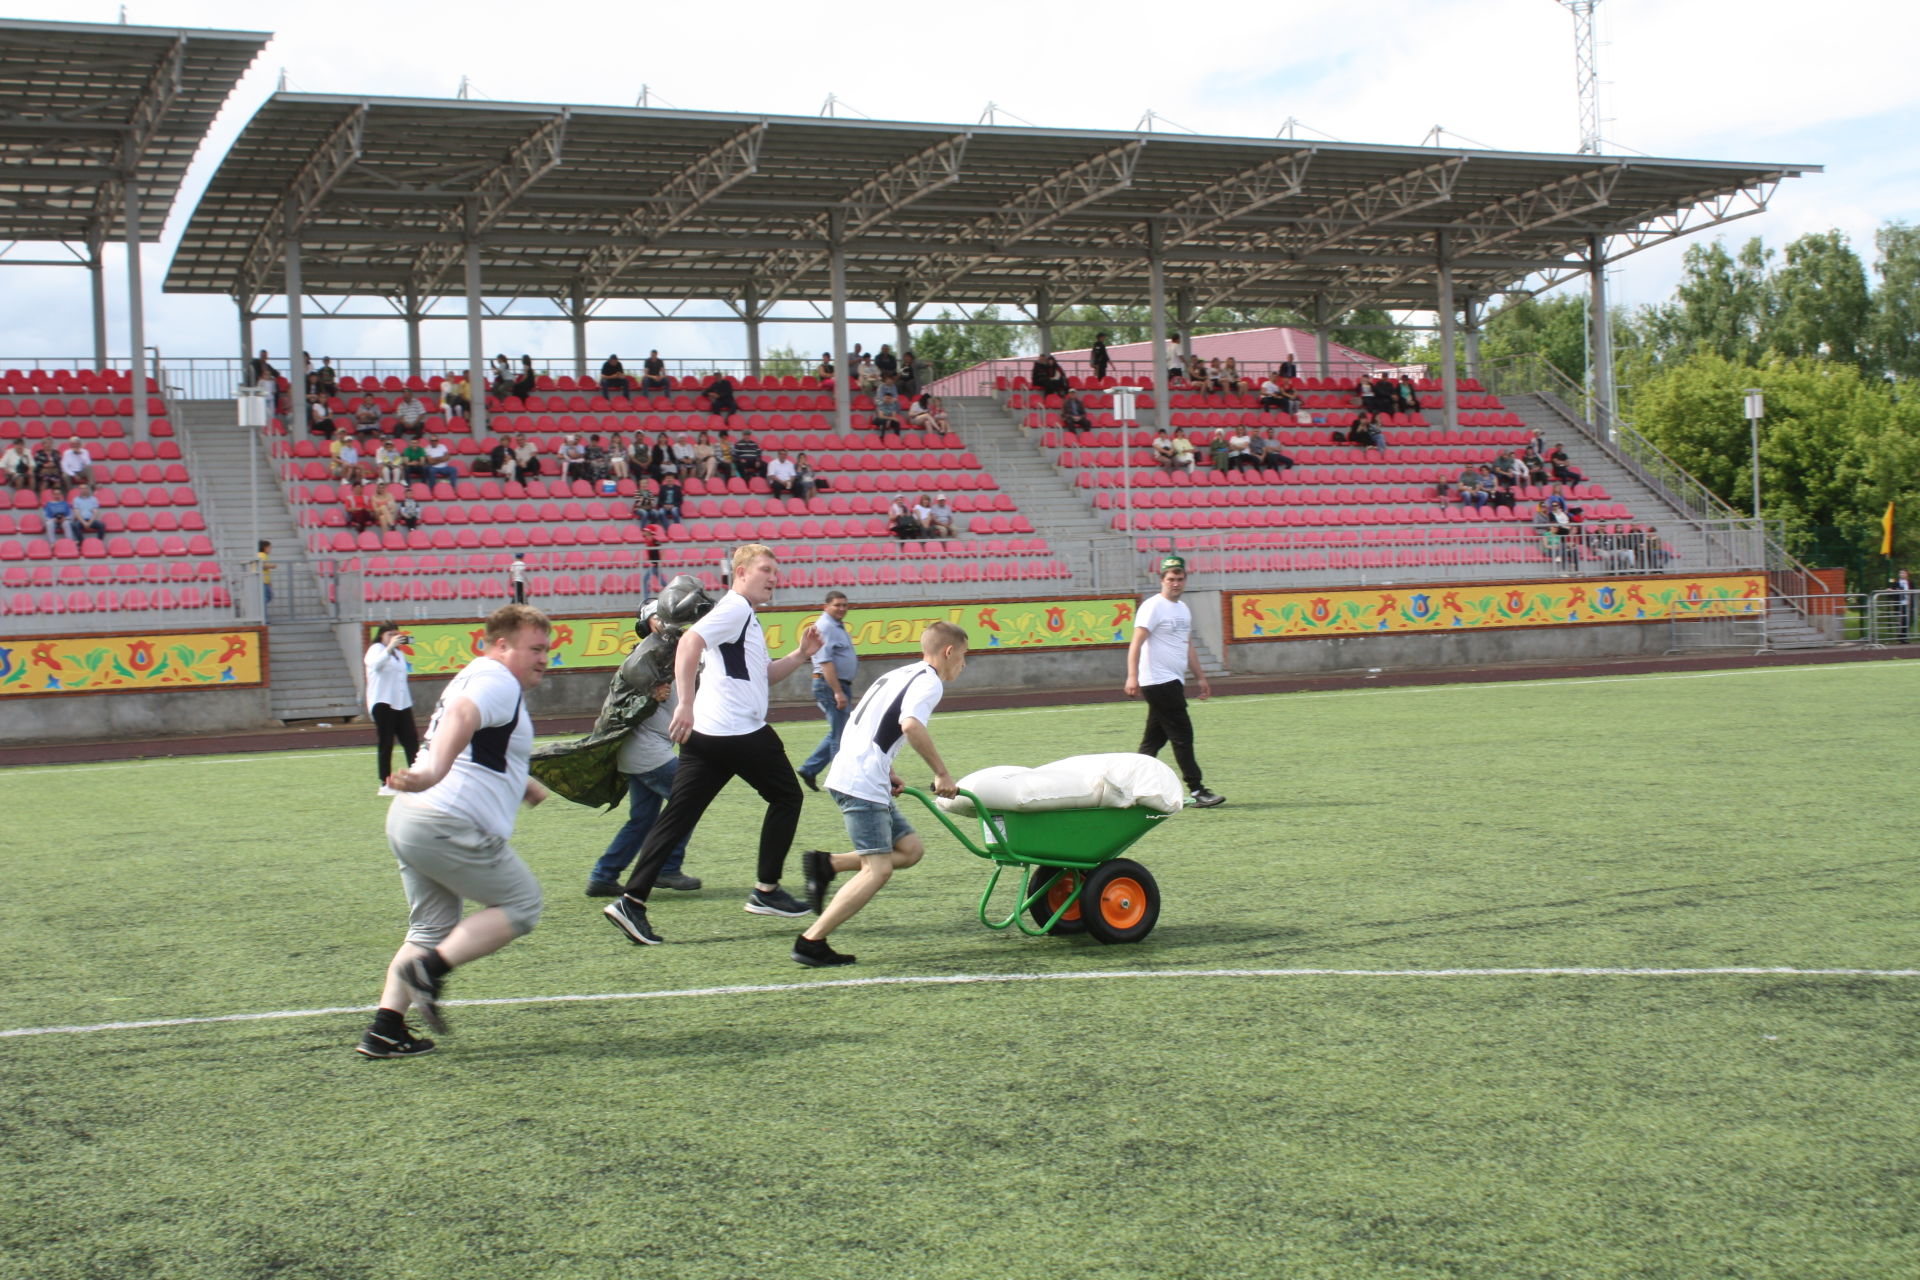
[623,724,802,899]
[1138,680,1203,790]
[371,702,419,782]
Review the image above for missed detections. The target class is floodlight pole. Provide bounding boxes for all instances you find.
[1744,388,1764,521]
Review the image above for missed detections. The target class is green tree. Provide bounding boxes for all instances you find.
[909,306,1028,378]
[1477,293,1591,386]
[1766,230,1872,367]
[1644,236,1773,366]
[1869,222,1920,381]
[759,344,809,379]
[1327,307,1412,365]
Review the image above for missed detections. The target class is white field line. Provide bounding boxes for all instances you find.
[4,966,1914,1040]
[7,659,1912,775]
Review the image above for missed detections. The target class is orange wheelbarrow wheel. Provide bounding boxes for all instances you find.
[1081,858,1159,944]
[1027,867,1088,936]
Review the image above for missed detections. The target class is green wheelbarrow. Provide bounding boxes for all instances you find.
[902,786,1170,944]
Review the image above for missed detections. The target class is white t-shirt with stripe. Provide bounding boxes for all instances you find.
[826,660,945,804]
[403,655,529,840]
[689,590,768,737]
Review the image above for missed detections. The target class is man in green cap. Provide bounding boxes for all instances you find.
[1123,556,1224,807]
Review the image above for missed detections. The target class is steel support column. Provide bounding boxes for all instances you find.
[1435,233,1458,435]
[465,242,487,437]
[284,226,305,436]
[1175,290,1193,362]
[1147,226,1171,433]
[237,297,253,372]
[1313,294,1331,378]
[125,179,150,441]
[569,286,588,381]
[405,291,423,379]
[744,286,763,379]
[1588,235,1615,438]
[1462,295,1483,380]
[88,239,109,369]
[828,213,851,438]
[1035,287,1054,356]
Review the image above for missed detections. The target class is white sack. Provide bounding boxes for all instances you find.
[940,753,1183,816]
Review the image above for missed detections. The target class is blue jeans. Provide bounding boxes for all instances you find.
[590,759,688,884]
[799,675,850,778]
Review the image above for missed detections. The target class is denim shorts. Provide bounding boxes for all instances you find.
[829,787,915,856]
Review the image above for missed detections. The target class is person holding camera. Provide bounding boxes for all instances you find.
[366,623,421,797]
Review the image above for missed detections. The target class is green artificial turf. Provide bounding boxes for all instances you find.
[3,660,1917,1279]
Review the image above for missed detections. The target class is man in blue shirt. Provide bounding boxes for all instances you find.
[41,491,72,543]
[67,484,105,543]
[797,590,858,792]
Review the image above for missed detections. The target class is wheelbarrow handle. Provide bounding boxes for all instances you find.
[900,786,1000,860]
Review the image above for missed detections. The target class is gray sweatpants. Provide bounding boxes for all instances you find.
[386,801,543,945]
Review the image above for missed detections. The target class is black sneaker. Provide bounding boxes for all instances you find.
[355,1025,436,1058]
[803,849,837,915]
[604,896,663,945]
[654,871,703,892]
[745,885,811,917]
[585,879,624,897]
[798,770,820,793]
[792,933,856,967]
[1189,787,1226,809]
[396,954,447,1035]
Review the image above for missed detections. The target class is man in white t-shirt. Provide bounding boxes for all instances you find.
[358,604,553,1058]
[363,624,420,797]
[1124,556,1224,807]
[604,543,824,946]
[795,621,968,967]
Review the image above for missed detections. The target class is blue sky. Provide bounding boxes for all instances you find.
[2,0,1913,370]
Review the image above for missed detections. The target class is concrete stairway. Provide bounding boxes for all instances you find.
[173,399,363,721]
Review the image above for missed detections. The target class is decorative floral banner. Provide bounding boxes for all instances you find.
[1228,575,1765,641]
[382,596,1139,678]
[0,629,266,696]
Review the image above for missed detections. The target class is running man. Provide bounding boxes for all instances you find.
[356,603,552,1058]
[1124,556,1224,808]
[796,622,968,966]
[604,543,822,946]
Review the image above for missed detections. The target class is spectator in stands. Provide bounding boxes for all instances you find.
[511,356,537,401]
[584,434,612,483]
[352,389,382,431]
[1279,352,1298,380]
[401,437,428,485]
[631,484,659,526]
[857,353,881,394]
[1091,333,1111,381]
[424,439,458,484]
[926,494,954,538]
[394,390,429,437]
[397,493,422,531]
[1222,358,1246,395]
[1353,373,1376,412]
[901,349,927,398]
[67,484,104,543]
[874,344,898,383]
[1031,353,1069,398]
[474,436,511,481]
[31,442,60,490]
[40,490,72,543]
[641,432,673,482]
[1547,443,1583,487]
[1187,355,1213,394]
[703,371,741,423]
[513,435,542,480]
[486,353,510,398]
[1168,428,1196,472]
[814,352,835,381]
[605,434,631,482]
[330,430,359,480]
[889,494,922,541]
[342,478,374,532]
[639,350,669,395]
[909,394,951,436]
[731,429,763,480]
[1489,450,1521,492]
[871,383,903,438]
[1250,434,1293,472]
[314,358,339,400]
[1458,465,1488,509]
[1060,390,1093,437]
[1257,375,1291,412]
[1349,412,1384,454]
[560,435,589,483]
[691,431,718,480]
[376,438,405,485]
[1489,469,1517,514]
[1151,429,1177,471]
[59,438,93,490]
[912,494,934,535]
[765,449,798,498]
[669,433,695,476]
[791,454,817,502]
[847,342,865,375]
[601,355,632,395]
[2,438,31,491]
[1207,429,1231,473]
[442,371,471,421]
[656,475,684,526]
[250,349,278,388]
[1641,526,1671,570]
[308,395,332,432]
[1226,428,1256,473]
[372,484,400,533]
[1396,375,1420,418]
[1520,442,1550,488]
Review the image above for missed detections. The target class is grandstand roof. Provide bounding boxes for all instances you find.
[0,17,269,243]
[167,94,1817,314]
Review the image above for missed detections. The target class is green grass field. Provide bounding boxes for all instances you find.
[4,661,1918,1279]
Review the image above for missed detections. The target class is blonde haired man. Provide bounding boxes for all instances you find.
[605,544,823,945]
[359,604,553,1057]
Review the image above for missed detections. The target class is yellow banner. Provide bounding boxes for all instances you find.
[383,596,1140,677]
[1228,575,1766,641]
[0,628,266,696]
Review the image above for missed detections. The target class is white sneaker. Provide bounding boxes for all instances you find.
[377,785,398,797]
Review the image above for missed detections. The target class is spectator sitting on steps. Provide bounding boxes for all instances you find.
[341,478,374,532]
[730,429,763,480]
[639,350,669,394]
[765,450,798,498]
[703,372,740,423]
[353,390,382,431]
[1060,390,1092,437]
[394,390,429,437]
